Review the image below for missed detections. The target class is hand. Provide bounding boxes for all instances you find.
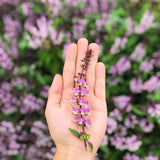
[45,38,107,160]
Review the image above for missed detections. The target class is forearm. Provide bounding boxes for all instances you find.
[53,146,95,160]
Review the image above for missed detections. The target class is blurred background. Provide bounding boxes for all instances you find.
[0,0,160,159]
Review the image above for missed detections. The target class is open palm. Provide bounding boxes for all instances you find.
[45,38,107,159]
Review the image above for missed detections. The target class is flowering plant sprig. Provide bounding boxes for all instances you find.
[69,49,93,153]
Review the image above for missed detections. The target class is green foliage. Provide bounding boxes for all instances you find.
[147,89,160,103]
[69,128,80,138]
[80,134,90,141]
[87,141,93,153]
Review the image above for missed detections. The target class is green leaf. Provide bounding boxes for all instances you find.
[87,141,93,153]
[0,68,4,76]
[18,40,28,49]
[132,106,146,116]
[69,128,80,138]
[154,89,160,102]
[75,2,85,9]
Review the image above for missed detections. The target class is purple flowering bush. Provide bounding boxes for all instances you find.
[0,0,160,159]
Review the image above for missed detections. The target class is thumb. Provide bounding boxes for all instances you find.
[47,74,63,107]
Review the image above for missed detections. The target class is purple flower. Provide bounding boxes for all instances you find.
[0,83,20,114]
[83,0,98,14]
[126,135,142,151]
[139,118,154,133]
[0,121,21,157]
[108,76,119,86]
[101,135,108,146]
[153,50,160,67]
[31,121,47,136]
[110,134,127,150]
[109,57,131,75]
[25,15,63,49]
[21,94,45,113]
[21,2,33,16]
[3,15,22,40]
[41,85,49,98]
[134,11,157,34]
[111,134,141,152]
[145,155,158,160]
[126,18,134,36]
[110,37,121,54]
[80,108,90,115]
[3,15,21,58]
[124,114,138,129]
[107,117,117,134]
[73,19,87,39]
[95,13,108,31]
[72,87,81,96]
[42,0,63,17]
[140,59,154,73]
[73,116,85,125]
[1,81,11,91]
[70,96,76,102]
[130,43,145,61]
[84,119,91,127]
[130,76,143,93]
[114,96,132,112]
[148,103,160,118]
[110,37,128,54]
[0,0,19,5]
[0,39,13,70]
[78,98,88,107]
[109,109,122,121]
[123,153,142,160]
[81,89,89,96]
[74,77,79,82]
[78,79,88,87]
[117,124,127,136]
[143,76,160,93]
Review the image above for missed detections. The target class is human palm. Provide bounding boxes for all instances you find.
[45,38,107,158]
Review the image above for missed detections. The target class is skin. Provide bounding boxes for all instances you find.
[45,38,107,160]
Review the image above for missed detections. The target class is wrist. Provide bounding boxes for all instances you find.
[53,145,95,160]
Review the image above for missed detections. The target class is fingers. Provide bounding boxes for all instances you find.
[75,38,88,76]
[47,74,63,108]
[86,43,99,94]
[63,43,77,90]
[95,62,106,101]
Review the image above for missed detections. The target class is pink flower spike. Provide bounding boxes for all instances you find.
[69,49,93,151]
[85,119,92,127]
[72,107,79,115]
